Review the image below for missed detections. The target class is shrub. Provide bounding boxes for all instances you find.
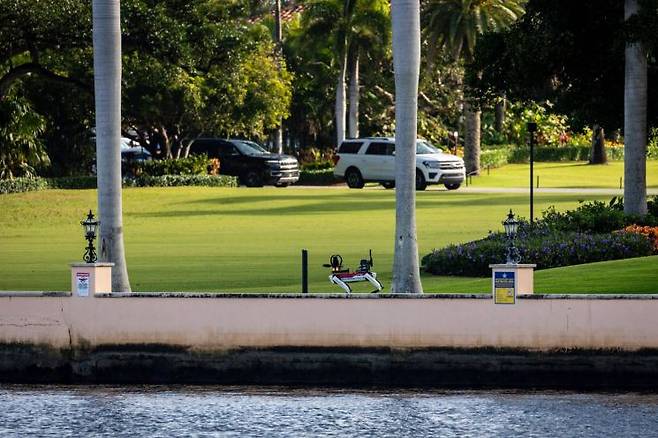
[296,169,338,186]
[540,199,627,233]
[301,160,334,171]
[0,177,48,194]
[507,146,624,163]
[47,176,97,189]
[540,197,658,232]
[623,225,658,252]
[126,174,237,188]
[422,227,653,277]
[132,155,210,177]
[480,148,509,168]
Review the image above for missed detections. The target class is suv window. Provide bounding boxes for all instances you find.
[189,139,213,156]
[366,142,394,156]
[216,143,240,158]
[338,142,363,154]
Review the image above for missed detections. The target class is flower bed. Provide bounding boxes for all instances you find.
[422,227,653,277]
[422,198,658,277]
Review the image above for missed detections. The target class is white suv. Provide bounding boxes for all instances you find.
[334,137,465,190]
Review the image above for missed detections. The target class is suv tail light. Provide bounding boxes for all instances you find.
[333,155,340,165]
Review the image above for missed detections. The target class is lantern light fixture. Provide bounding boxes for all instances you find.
[80,210,100,263]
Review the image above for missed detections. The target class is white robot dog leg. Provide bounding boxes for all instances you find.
[329,275,352,293]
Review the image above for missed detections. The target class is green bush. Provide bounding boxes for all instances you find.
[126,174,237,187]
[132,155,210,176]
[0,177,48,194]
[47,176,97,189]
[480,148,509,168]
[296,169,338,186]
[423,197,658,277]
[540,197,658,231]
[422,226,653,277]
[301,160,334,171]
[507,145,623,163]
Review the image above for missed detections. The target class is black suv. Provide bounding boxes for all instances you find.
[188,138,300,187]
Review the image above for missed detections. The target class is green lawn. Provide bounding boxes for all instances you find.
[427,256,658,294]
[1,186,655,293]
[472,160,658,188]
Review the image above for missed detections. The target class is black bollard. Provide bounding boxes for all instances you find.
[302,249,308,294]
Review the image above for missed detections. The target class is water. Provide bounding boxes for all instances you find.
[1,386,658,437]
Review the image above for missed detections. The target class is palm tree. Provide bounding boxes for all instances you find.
[391,0,423,294]
[92,0,131,291]
[274,0,284,153]
[422,0,525,175]
[304,0,389,145]
[624,0,648,215]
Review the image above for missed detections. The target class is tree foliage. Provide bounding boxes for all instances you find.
[0,92,48,178]
[0,0,292,173]
[471,0,658,130]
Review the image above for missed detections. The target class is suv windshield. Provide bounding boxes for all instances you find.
[233,140,269,156]
[416,140,442,155]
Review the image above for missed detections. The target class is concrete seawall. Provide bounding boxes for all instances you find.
[2,293,658,388]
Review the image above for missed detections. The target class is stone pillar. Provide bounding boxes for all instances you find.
[70,263,114,297]
[489,264,536,301]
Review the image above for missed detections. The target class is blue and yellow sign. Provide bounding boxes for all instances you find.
[494,271,515,304]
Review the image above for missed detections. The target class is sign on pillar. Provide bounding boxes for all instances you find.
[70,263,114,297]
[494,271,515,304]
[489,264,536,304]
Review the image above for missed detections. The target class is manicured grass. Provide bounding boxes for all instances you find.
[2,186,655,293]
[425,256,658,294]
[472,161,658,188]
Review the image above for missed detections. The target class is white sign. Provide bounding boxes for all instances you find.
[76,272,90,297]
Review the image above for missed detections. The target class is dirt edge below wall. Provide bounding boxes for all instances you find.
[2,343,658,390]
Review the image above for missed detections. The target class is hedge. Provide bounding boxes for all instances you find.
[125,174,237,187]
[480,145,628,168]
[1,174,237,194]
[480,148,510,168]
[296,169,338,186]
[508,146,624,163]
[128,154,210,176]
[48,176,98,189]
[0,177,48,194]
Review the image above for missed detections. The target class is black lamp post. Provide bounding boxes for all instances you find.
[81,210,100,263]
[502,209,521,264]
[527,122,537,225]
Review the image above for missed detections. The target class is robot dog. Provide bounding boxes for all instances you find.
[323,250,384,294]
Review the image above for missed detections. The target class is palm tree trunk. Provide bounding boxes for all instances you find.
[335,55,347,147]
[624,0,648,215]
[464,102,481,175]
[92,0,131,292]
[274,0,284,154]
[589,125,607,165]
[391,0,423,294]
[348,50,360,139]
[494,95,506,133]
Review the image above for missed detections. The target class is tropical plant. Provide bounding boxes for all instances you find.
[303,0,390,145]
[624,0,648,215]
[0,95,48,179]
[421,0,526,175]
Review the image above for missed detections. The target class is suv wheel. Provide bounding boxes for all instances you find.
[381,181,395,189]
[444,183,461,190]
[345,168,365,189]
[242,170,264,187]
[415,170,427,191]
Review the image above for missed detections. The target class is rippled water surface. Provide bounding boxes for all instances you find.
[1,386,658,437]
